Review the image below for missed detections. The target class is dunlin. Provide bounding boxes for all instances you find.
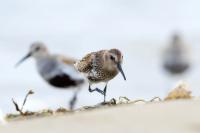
[163,34,190,75]
[16,42,85,109]
[75,49,126,103]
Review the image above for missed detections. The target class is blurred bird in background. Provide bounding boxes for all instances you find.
[15,42,85,110]
[163,33,191,75]
[162,33,192,95]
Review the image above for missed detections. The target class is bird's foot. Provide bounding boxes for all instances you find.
[99,98,117,106]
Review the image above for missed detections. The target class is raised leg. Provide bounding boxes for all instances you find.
[88,85,105,95]
[88,84,108,103]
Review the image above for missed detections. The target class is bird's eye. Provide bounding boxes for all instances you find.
[110,56,115,61]
[35,47,40,51]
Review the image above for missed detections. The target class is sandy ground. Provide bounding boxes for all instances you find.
[0,99,200,133]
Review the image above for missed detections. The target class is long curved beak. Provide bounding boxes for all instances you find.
[15,53,32,67]
[117,63,126,80]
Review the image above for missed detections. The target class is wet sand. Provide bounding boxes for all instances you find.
[0,99,200,133]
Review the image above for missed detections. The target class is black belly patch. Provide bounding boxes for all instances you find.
[164,63,190,74]
[48,74,83,88]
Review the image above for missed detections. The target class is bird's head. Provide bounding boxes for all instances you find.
[104,49,126,80]
[15,42,49,67]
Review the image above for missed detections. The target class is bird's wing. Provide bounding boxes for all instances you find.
[53,54,77,65]
[49,55,84,81]
[75,53,94,73]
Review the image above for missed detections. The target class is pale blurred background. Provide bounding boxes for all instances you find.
[1,0,200,113]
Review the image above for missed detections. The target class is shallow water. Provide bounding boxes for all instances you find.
[1,0,200,113]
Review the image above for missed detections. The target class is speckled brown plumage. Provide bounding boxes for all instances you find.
[75,50,119,83]
[75,48,126,103]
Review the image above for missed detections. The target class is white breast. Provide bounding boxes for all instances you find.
[36,58,60,80]
[164,46,190,66]
[36,57,84,81]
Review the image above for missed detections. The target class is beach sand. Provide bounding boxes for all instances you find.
[0,99,200,133]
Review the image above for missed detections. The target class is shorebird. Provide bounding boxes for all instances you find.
[15,42,85,109]
[163,34,190,75]
[75,49,126,103]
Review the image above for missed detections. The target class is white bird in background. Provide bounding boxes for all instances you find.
[162,33,192,96]
[16,42,85,110]
[163,34,191,75]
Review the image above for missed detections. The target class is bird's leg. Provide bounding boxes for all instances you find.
[103,84,108,103]
[89,85,104,95]
[69,88,81,110]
